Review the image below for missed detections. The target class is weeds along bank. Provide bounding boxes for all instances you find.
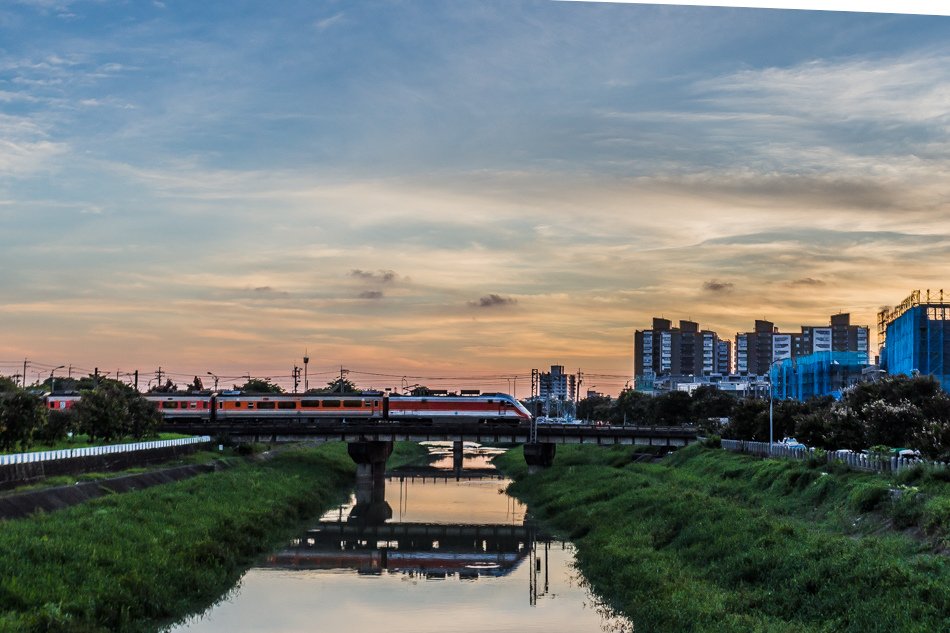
[496,444,950,633]
[0,442,426,633]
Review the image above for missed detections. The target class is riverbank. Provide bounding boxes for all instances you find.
[496,444,950,633]
[0,441,428,633]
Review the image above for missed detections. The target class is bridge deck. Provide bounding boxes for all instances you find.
[159,420,697,446]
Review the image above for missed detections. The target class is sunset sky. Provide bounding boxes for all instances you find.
[2,1,949,394]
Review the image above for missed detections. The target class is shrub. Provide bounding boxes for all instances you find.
[849,483,890,512]
[703,435,721,449]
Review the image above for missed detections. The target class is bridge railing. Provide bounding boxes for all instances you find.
[0,436,212,466]
[721,439,949,474]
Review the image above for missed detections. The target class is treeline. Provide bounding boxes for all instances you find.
[0,376,161,453]
[575,375,950,460]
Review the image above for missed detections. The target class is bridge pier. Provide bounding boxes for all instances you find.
[523,443,556,472]
[347,441,394,517]
[453,440,464,475]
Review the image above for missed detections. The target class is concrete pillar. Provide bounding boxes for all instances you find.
[453,440,464,476]
[347,441,394,514]
[523,443,556,472]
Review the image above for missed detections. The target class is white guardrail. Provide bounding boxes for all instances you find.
[721,439,950,474]
[0,436,212,467]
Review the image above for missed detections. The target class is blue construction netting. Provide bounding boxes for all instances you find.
[771,351,869,401]
[884,306,950,391]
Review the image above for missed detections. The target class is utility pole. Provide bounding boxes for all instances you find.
[155,367,163,389]
[94,367,99,388]
[303,351,309,392]
[134,370,139,391]
[22,358,28,388]
[292,365,301,394]
[339,366,346,393]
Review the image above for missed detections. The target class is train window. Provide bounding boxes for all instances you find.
[374,400,380,406]
[247,402,254,409]
[343,400,362,408]
[277,401,296,410]
[162,402,178,409]
[257,401,276,410]
[301,400,321,408]
[322,400,341,408]
[218,402,223,409]
[190,402,198,409]
[234,402,242,408]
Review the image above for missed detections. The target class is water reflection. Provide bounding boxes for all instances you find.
[168,444,632,633]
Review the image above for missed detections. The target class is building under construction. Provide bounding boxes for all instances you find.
[879,290,950,391]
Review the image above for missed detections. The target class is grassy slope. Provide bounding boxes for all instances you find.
[497,445,950,633]
[0,441,428,633]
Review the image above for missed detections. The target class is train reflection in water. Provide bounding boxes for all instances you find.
[262,520,552,580]
[262,456,559,599]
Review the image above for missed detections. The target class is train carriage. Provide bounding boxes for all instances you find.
[43,390,532,427]
[214,393,381,423]
[144,393,213,421]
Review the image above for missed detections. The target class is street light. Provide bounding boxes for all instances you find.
[49,365,65,394]
[207,372,219,391]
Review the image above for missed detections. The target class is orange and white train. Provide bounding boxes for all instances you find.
[46,391,533,425]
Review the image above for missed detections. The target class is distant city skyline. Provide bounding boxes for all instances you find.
[2,2,949,395]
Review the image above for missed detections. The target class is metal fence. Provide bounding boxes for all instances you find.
[721,438,949,474]
[0,436,212,466]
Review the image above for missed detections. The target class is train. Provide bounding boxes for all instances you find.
[45,391,533,425]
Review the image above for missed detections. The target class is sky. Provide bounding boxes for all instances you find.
[1,1,949,394]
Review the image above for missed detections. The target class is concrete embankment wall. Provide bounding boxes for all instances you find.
[0,442,209,491]
[0,462,220,520]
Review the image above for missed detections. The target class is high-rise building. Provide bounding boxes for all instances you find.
[735,314,869,375]
[635,318,728,381]
[538,365,577,402]
[734,319,777,376]
[880,290,950,391]
[716,340,732,375]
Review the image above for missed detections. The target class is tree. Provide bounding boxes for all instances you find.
[0,375,21,392]
[310,377,360,394]
[721,399,768,441]
[0,391,46,451]
[826,375,950,454]
[149,379,178,393]
[691,385,736,422]
[236,378,284,393]
[75,382,161,442]
[576,394,612,422]
[189,376,204,392]
[611,388,654,425]
[36,409,76,445]
[653,391,693,426]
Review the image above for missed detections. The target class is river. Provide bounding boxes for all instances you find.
[167,443,631,633]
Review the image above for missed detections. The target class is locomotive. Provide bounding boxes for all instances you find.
[46,391,533,425]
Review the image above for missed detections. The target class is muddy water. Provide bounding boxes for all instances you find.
[167,444,631,633]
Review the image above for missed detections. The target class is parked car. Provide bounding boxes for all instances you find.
[779,437,807,449]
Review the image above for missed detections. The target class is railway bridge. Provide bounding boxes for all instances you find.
[159,419,698,480]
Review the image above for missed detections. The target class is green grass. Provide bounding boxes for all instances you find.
[0,441,429,632]
[496,444,950,633]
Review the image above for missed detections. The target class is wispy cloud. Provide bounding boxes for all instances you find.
[315,12,344,31]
